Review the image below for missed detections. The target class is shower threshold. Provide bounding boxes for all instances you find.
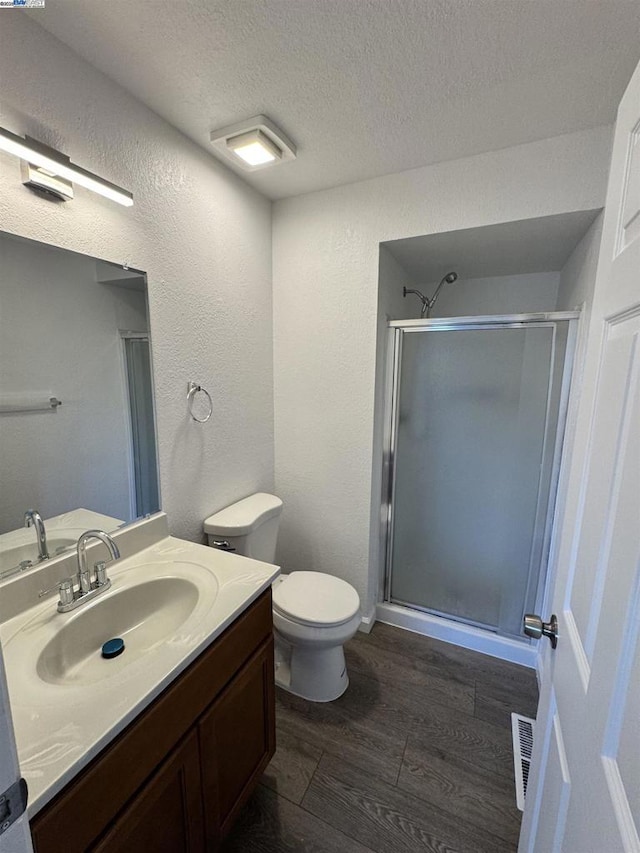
[390,596,501,635]
[377,601,536,668]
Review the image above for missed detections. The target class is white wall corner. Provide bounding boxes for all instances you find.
[359,603,377,634]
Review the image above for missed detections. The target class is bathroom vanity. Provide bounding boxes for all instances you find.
[31,592,274,852]
[0,513,279,853]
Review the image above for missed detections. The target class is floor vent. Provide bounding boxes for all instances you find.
[511,712,535,811]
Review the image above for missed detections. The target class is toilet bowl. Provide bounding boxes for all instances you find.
[272,572,360,702]
[204,493,360,702]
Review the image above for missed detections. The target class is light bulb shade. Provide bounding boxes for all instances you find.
[210,115,296,172]
[0,126,133,207]
[227,129,281,166]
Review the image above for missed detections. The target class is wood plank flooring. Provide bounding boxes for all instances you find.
[221,621,539,853]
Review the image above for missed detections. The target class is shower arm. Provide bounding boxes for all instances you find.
[402,287,430,317]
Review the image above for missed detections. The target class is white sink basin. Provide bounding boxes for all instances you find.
[0,528,279,816]
[3,559,222,698]
[0,537,76,576]
[37,575,201,686]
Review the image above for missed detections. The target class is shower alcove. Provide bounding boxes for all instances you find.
[374,210,603,666]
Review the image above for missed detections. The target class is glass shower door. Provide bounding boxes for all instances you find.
[123,336,160,518]
[388,322,570,639]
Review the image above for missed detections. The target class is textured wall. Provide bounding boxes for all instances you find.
[273,127,612,614]
[547,215,605,531]
[556,215,604,313]
[0,16,273,543]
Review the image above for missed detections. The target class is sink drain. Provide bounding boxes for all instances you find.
[101,638,125,659]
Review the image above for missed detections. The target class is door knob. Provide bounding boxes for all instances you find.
[523,613,558,648]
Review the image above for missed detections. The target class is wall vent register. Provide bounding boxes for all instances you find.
[511,712,535,811]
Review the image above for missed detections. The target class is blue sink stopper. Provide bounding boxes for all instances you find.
[102,638,125,659]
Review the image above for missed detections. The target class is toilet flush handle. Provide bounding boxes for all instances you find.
[211,539,236,552]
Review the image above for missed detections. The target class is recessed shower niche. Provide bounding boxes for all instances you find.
[374,209,603,660]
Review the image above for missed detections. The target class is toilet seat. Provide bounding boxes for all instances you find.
[272,571,360,628]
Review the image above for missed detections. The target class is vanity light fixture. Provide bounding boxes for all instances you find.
[210,115,296,171]
[0,126,133,206]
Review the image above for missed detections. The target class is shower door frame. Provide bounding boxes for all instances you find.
[381,311,579,640]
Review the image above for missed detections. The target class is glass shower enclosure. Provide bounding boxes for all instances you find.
[383,313,577,640]
[123,335,160,518]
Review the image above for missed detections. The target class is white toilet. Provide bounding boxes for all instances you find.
[204,493,361,702]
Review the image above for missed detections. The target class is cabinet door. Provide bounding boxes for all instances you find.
[91,730,205,853]
[199,636,275,848]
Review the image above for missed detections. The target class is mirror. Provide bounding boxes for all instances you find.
[0,231,160,577]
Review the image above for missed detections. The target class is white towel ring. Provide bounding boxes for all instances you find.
[187,382,212,423]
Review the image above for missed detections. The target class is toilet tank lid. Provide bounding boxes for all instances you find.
[204,492,283,536]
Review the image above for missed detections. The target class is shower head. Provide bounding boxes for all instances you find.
[402,271,458,318]
[426,270,458,316]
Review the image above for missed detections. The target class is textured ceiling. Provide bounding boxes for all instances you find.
[384,210,602,282]
[29,1,640,200]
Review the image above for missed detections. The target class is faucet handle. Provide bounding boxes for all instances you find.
[94,561,109,586]
[38,576,75,607]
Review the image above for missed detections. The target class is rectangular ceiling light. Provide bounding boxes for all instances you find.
[227,129,282,166]
[210,115,296,172]
[0,126,133,207]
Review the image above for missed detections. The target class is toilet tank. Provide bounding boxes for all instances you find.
[204,493,283,563]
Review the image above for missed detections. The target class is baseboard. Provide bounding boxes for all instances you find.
[359,603,376,634]
[376,602,536,668]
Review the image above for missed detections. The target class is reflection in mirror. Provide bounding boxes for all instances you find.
[0,232,160,577]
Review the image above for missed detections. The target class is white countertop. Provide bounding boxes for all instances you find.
[0,533,279,816]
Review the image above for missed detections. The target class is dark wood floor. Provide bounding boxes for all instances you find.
[222,621,539,853]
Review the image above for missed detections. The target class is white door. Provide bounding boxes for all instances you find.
[0,641,32,853]
[519,58,640,853]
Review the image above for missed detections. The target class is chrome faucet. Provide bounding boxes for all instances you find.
[24,509,49,561]
[39,529,120,613]
[77,529,120,593]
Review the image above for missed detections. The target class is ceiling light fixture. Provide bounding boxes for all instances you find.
[228,129,281,167]
[0,126,134,206]
[210,115,296,172]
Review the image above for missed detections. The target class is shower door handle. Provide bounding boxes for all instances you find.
[523,613,558,648]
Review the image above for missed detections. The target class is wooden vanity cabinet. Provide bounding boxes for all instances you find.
[92,730,205,853]
[199,638,275,848]
[30,590,275,853]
